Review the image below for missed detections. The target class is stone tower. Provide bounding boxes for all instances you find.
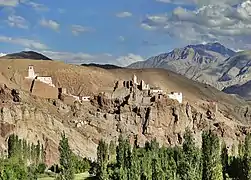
[27,65,36,79]
[133,74,138,85]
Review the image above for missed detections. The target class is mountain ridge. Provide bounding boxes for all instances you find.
[0,51,52,60]
[128,43,251,98]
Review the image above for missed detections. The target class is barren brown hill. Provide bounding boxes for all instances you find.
[0,58,250,165]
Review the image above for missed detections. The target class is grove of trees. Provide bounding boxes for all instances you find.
[93,129,251,180]
[2,129,251,180]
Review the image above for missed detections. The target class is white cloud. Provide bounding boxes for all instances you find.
[7,15,29,29]
[141,23,157,31]
[119,36,125,41]
[142,0,251,49]
[40,19,60,31]
[155,0,193,5]
[0,0,19,6]
[41,50,144,67]
[58,8,65,14]
[116,11,132,18]
[0,53,6,57]
[0,36,48,50]
[20,0,48,11]
[26,2,48,11]
[71,25,94,36]
[156,0,245,6]
[0,0,48,10]
[116,53,144,66]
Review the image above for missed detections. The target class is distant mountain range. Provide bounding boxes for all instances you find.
[81,63,123,69]
[128,42,251,100]
[2,46,251,100]
[0,51,52,60]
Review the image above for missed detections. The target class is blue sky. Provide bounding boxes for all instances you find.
[0,0,251,66]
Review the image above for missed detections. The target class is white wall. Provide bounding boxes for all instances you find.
[133,75,138,85]
[167,92,182,103]
[82,96,90,101]
[141,80,150,90]
[37,77,55,87]
[150,89,163,94]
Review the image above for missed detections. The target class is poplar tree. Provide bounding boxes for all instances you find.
[22,139,28,163]
[141,151,152,180]
[152,158,164,180]
[7,134,15,158]
[109,140,116,163]
[58,132,74,180]
[179,129,201,180]
[130,148,141,180]
[35,140,41,165]
[221,142,229,180]
[202,130,223,180]
[116,134,125,169]
[244,133,251,180]
[159,147,177,180]
[97,139,109,180]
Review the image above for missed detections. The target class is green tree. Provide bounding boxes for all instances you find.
[97,139,109,180]
[35,140,41,165]
[152,158,164,180]
[244,133,251,180]
[178,129,201,180]
[116,134,125,169]
[158,147,177,180]
[27,164,38,180]
[202,130,223,180]
[221,142,229,180]
[58,132,74,180]
[22,139,28,164]
[141,151,152,180]
[31,143,36,163]
[129,147,141,180]
[109,140,116,163]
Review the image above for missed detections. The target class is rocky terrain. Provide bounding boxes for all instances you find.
[128,43,251,98]
[0,58,251,166]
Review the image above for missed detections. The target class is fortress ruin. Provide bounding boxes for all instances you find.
[25,65,55,87]
[111,74,183,104]
[24,65,182,104]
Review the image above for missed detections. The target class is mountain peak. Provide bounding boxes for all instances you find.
[186,42,235,57]
[1,51,52,60]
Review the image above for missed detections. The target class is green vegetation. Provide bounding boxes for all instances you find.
[2,129,251,180]
[92,129,251,180]
[0,133,91,180]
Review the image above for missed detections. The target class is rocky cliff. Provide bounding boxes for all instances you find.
[1,81,250,165]
[0,59,251,165]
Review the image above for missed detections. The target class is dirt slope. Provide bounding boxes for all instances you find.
[0,58,249,123]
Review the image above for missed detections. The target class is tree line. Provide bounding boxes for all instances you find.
[0,133,91,179]
[0,134,46,179]
[2,129,251,180]
[93,129,251,180]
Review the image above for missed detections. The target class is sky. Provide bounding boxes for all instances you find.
[0,0,251,66]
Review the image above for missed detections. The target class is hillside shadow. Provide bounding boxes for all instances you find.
[81,63,124,69]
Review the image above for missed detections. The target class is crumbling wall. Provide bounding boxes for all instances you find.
[30,80,58,99]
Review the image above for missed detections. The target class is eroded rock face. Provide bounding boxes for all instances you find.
[0,83,250,166]
[69,87,251,152]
